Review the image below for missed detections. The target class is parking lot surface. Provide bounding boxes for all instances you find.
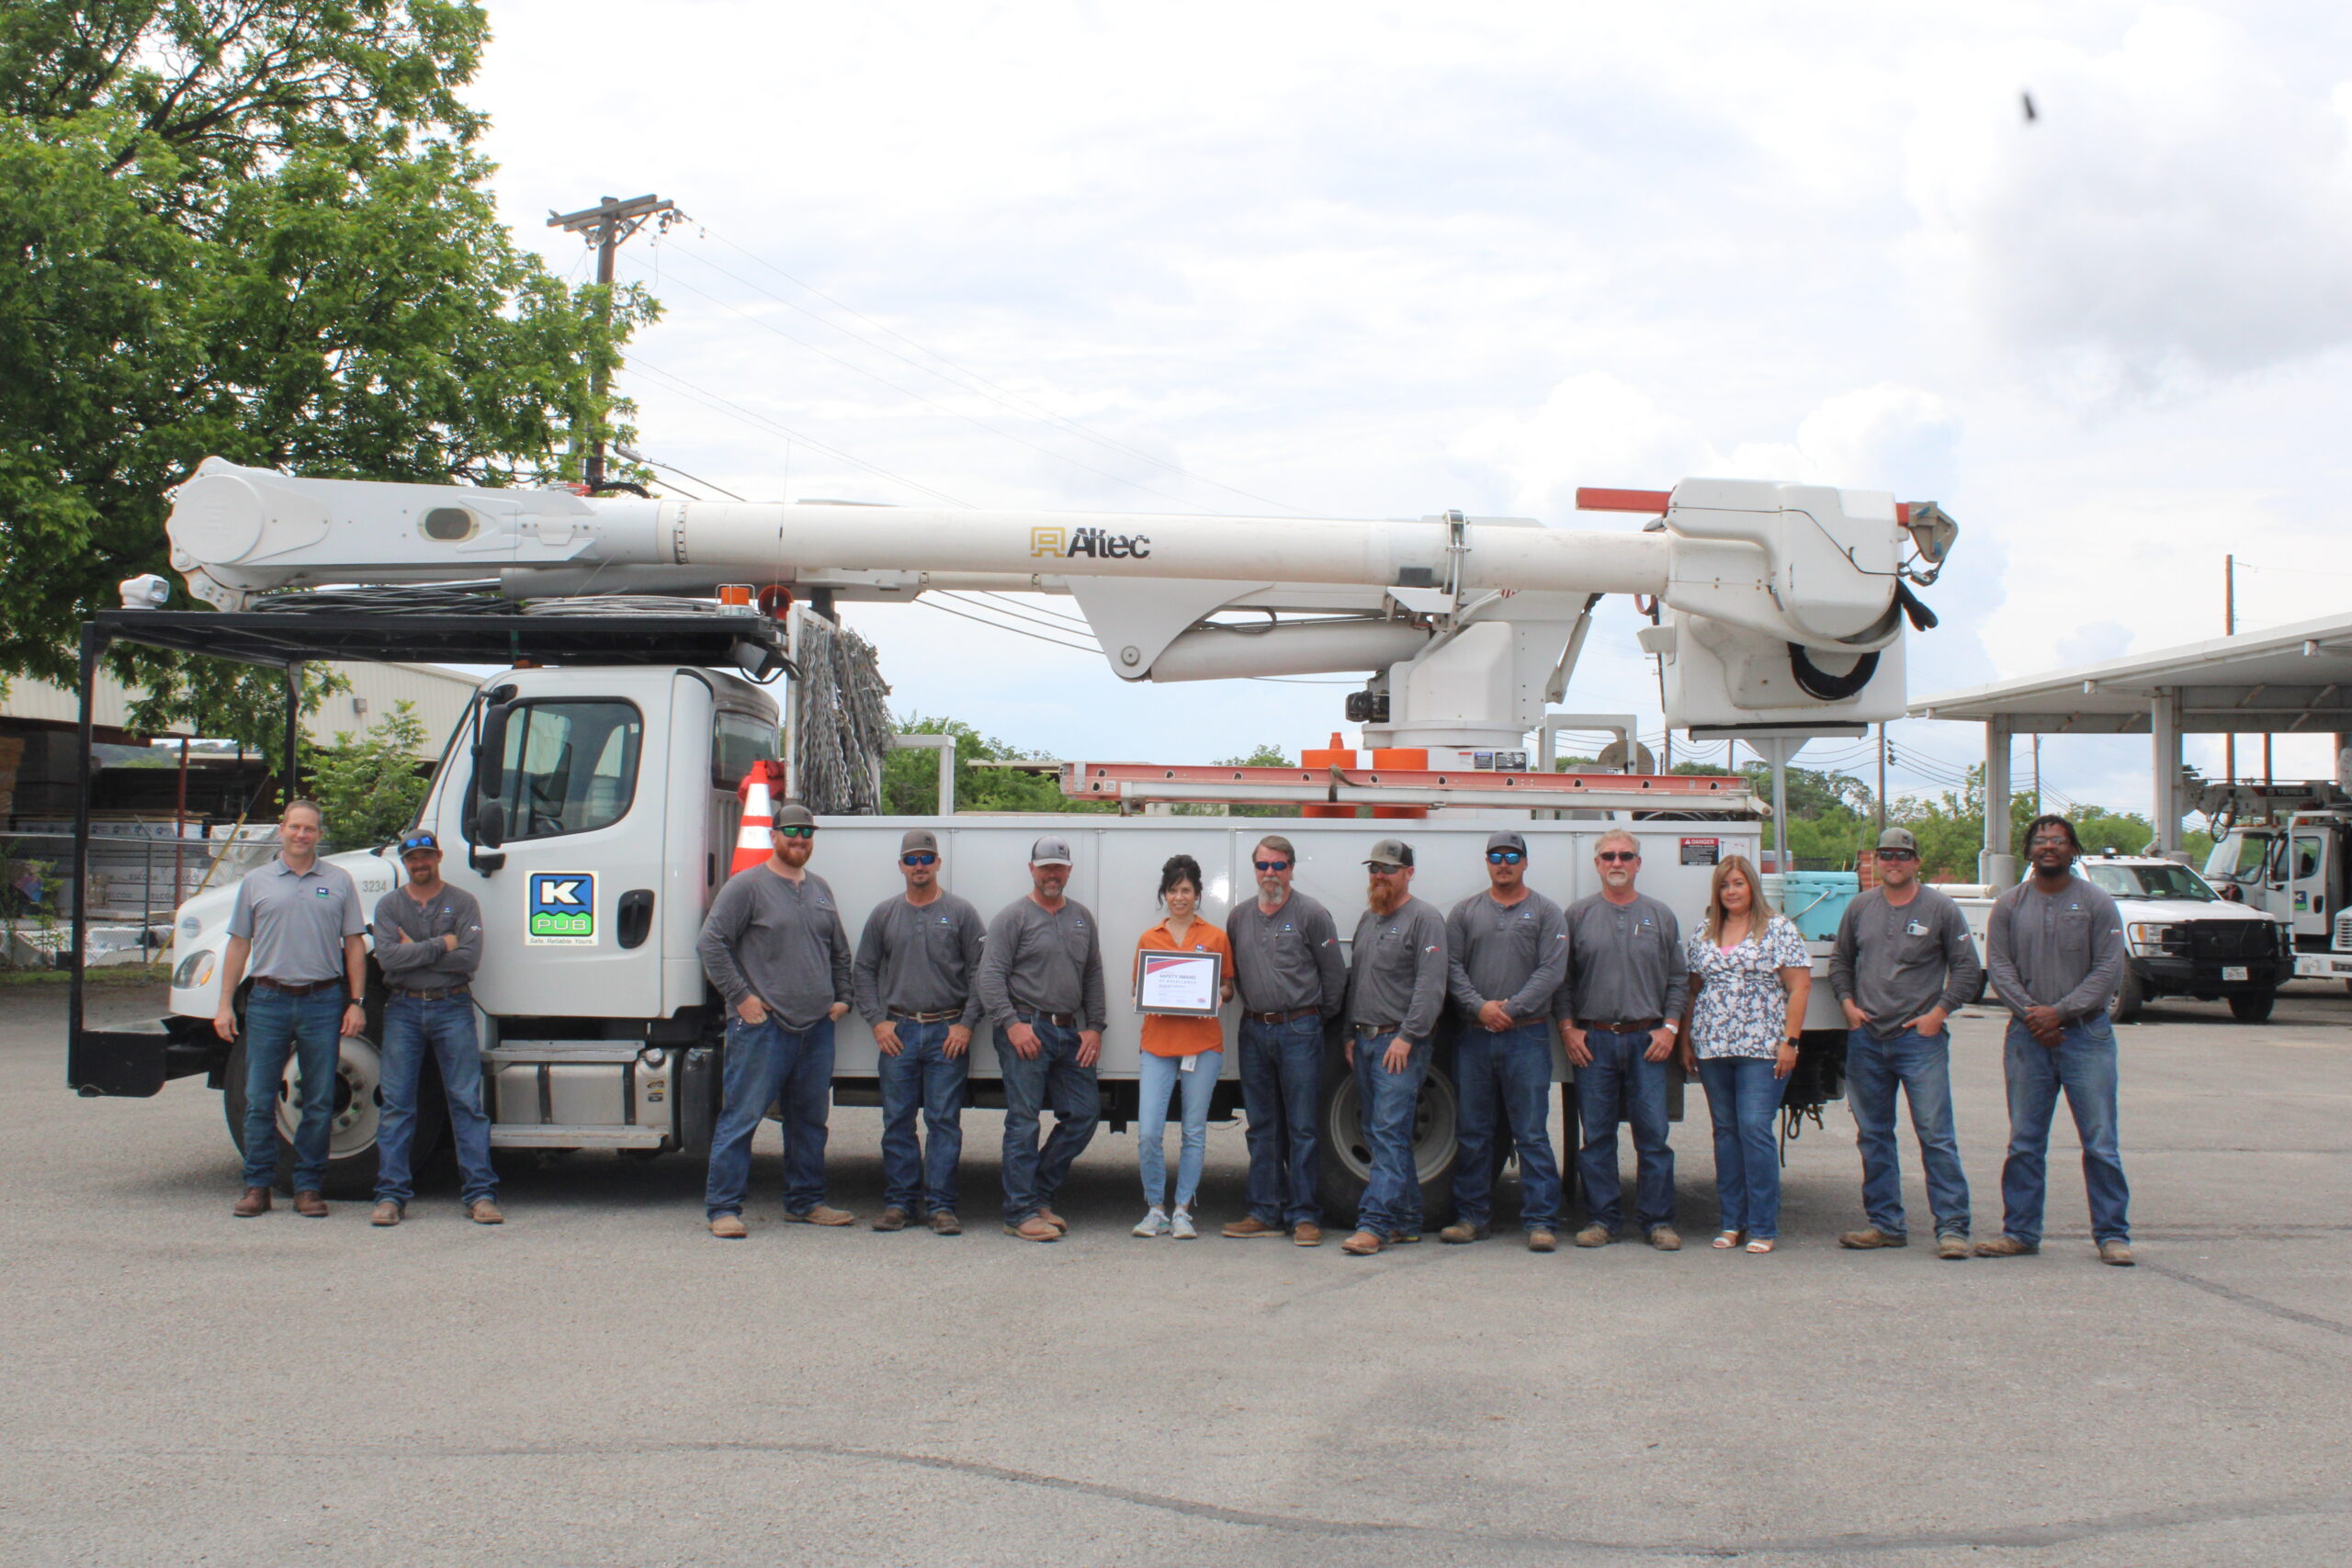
[5,981,2347,1566]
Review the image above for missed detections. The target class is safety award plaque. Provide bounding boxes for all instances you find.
[1133,950,1223,1018]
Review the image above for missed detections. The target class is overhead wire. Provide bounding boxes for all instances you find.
[915,595,1099,655]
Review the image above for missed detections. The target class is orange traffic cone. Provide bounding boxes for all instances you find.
[732,762,780,875]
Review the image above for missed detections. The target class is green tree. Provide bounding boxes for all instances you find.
[881,715,1114,815]
[0,1,652,751]
[304,700,430,851]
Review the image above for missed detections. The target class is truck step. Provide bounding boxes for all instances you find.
[489,1125,666,1150]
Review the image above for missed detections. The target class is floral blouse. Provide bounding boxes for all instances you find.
[1684,915,1811,1061]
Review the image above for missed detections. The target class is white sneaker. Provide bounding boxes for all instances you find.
[1170,1209,1198,1240]
[1133,1208,1170,1237]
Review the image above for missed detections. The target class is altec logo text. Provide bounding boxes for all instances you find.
[1029,525,1152,560]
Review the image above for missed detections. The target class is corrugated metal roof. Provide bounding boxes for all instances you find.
[0,661,480,757]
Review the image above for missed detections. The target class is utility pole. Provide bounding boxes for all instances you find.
[548,194,681,491]
[1875,723,1887,835]
[2031,732,2041,815]
[2223,554,2237,787]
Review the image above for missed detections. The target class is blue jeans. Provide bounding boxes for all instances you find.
[1846,1027,1971,1238]
[877,1019,968,1214]
[1575,1028,1675,1234]
[1138,1049,1222,1210]
[998,1018,1100,1225]
[1351,1032,1430,1236]
[240,987,345,1191]
[1239,1015,1326,1227]
[1452,1021,1563,1231]
[705,1016,836,1220]
[375,995,496,1207]
[1698,1055,1784,1239]
[1999,1017,2130,1246]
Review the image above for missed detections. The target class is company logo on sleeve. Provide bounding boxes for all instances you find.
[527,873,596,945]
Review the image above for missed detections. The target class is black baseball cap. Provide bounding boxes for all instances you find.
[398,830,440,853]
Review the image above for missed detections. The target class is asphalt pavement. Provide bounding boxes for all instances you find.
[4,980,2347,1567]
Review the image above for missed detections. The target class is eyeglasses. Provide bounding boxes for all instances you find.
[775,825,815,839]
[1487,851,1524,864]
[901,852,937,866]
[1597,851,1639,863]
[1253,860,1291,873]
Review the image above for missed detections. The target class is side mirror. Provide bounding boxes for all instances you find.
[475,700,514,798]
[472,800,506,851]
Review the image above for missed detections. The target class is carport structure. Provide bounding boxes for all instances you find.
[1909,609,2352,886]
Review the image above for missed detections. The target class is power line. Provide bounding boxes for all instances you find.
[916,595,1099,654]
[933,591,1100,640]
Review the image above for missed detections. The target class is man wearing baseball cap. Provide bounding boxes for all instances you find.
[977,835,1108,1242]
[1440,830,1570,1250]
[697,800,856,1238]
[1340,838,1449,1257]
[854,829,987,1235]
[1828,827,1984,1258]
[369,829,499,1225]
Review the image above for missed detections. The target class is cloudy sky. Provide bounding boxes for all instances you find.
[469,2,2352,818]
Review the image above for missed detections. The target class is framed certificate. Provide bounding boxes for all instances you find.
[1134,950,1223,1018]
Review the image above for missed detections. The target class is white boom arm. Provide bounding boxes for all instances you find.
[161,459,1956,747]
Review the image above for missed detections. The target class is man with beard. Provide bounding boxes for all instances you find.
[1339,839,1449,1258]
[1221,835,1346,1246]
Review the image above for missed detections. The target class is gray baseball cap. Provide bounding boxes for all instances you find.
[1030,836,1074,865]
[899,829,939,854]
[1485,830,1527,855]
[1876,826,1919,854]
[772,801,817,829]
[1363,838,1415,868]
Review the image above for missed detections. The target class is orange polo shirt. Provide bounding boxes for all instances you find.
[1136,918,1231,1057]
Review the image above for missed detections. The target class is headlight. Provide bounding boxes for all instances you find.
[2126,922,2177,953]
[173,948,217,990]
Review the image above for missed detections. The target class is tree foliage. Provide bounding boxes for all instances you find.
[0,1,652,750]
[881,715,1114,816]
[304,698,429,851]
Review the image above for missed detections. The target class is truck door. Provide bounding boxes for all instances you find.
[2283,828,2331,945]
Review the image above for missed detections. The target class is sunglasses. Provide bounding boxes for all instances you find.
[1487,850,1524,864]
[1253,860,1291,873]
[901,852,937,866]
[775,825,815,839]
[1877,849,1917,862]
[1597,851,1639,863]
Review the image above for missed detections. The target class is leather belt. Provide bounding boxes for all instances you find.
[1020,1010,1078,1027]
[1245,1007,1320,1024]
[890,1008,964,1024]
[389,985,471,1001]
[1577,1018,1664,1033]
[1352,1021,1403,1036]
[254,978,341,997]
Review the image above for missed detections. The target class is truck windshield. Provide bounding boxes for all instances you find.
[2204,832,2273,883]
[2084,864,2218,902]
[490,701,642,840]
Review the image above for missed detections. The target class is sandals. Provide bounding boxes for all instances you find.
[1745,1237,1776,1254]
[1712,1230,1745,1249]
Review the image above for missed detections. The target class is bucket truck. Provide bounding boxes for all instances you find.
[70,459,1959,1214]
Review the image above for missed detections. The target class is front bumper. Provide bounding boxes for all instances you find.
[68,1015,222,1098]
[2131,955,2290,997]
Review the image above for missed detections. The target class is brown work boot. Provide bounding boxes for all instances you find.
[1004,1215,1059,1242]
[2098,1239,2136,1267]
[1222,1216,1284,1238]
[1974,1234,2039,1257]
[1528,1228,1558,1253]
[232,1187,272,1218]
[369,1201,402,1227]
[1291,1222,1323,1247]
[1036,1207,1069,1234]
[1573,1224,1616,1248]
[292,1190,328,1219]
[1838,1227,1907,1250]
[872,1206,910,1232]
[469,1199,504,1225]
[784,1204,856,1226]
[1439,1222,1490,1245]
[1340,1229,1385,1256]
[708,1214,748,1239]
[928,1211,962,1235]
[1935,1234,1971,1260]
[1647,1225,1682,1251]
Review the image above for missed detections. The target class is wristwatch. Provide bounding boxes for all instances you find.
[1662,1019,1679,1034]
[347,996,366,1009]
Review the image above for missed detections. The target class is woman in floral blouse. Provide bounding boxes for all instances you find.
[1679,855,1812,1253]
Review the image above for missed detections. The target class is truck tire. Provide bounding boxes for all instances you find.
[2108,965,2145,1024]
[2227,988,2277,1022]
[1314,1040,1460,1228]
[221,1020,428,1200]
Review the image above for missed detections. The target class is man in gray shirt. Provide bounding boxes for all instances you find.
[1828,826,1982,1258]
[977,835,1106,1243]
[1441,830,1570,1251]
[214,798,368,1219]
[1979,814,2133,1266]
[854,828,986,1235]
[1559,829,1688,1251]
[1221,833,1347,1246]
[368,830,499,1228]
[696,800,854,1239]
[1339,839,1448,1258]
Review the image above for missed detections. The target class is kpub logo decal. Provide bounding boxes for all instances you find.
[527,873,596,946]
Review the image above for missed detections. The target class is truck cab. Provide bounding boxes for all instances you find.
[2078,852,2291,1021]
[2204,811,2352,985]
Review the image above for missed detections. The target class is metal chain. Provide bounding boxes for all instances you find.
[791,615,894,814]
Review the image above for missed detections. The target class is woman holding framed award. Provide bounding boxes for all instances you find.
[1132,854,1235,1239]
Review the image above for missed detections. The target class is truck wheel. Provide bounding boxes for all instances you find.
[2227,988,2277,1022]
[1313,1045,1460,1227]
[2108,965,2145,1024]
[221,1027,430,1200]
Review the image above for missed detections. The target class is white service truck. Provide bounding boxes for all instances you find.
[2200,787,2352,989]
[70,460,1962,1214]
